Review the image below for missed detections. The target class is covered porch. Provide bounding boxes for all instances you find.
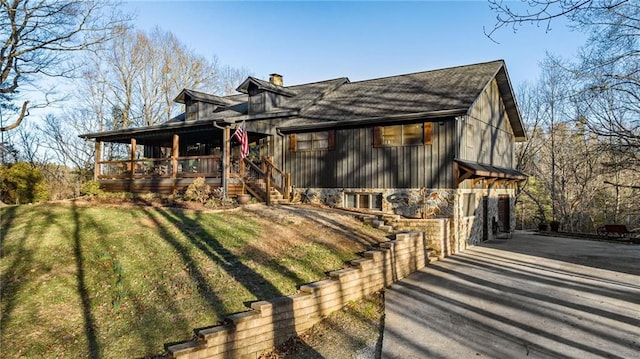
[82,120,292,201]
[94,128,225,194]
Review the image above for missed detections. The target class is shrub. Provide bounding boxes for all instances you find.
[0,162,50,204]
[184,177,211,204]
[80,180,103,197]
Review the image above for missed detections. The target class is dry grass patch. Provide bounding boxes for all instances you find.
[0,202,387,358]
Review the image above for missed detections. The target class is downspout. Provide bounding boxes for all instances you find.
[454,116,462,252]
[276,128,285,172]
[213,121,229,197]
[275,128,291,198]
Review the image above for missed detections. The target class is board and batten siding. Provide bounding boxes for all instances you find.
[459,78,515,168]
[285,120,456,189]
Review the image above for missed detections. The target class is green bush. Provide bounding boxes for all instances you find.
[80,180,103,197]
[0,162,50,204]
[184,177,211,204]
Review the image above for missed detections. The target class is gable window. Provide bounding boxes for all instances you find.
[187,102,198,121]
[374,122,432,147]
[289,131,335,151]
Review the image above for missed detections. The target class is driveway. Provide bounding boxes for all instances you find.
[382,232,640,358]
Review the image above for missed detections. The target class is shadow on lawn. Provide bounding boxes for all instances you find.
[0,206,34,336]
[1,203,101,358]
[71,201,101,359]
[138,204,337,358]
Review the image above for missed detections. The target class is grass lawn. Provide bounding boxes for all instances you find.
[0,201,376,358]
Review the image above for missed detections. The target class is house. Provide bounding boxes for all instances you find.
[80,60,527,245]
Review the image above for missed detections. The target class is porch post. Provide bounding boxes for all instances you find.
[223,126,230,196]
[130,138,136,180]
[94,141,102,181]
[172,134,179,179]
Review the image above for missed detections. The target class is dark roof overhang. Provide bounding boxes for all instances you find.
[277,109,467,133]
[79,110,300,142]
[78,118,233,143]
[490,63,526,141]
[455,159,527,187]
[173,88,238,107]
[236,77,296,97]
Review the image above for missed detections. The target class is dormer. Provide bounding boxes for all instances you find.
[174,89,238,121]
[236,74,296,115]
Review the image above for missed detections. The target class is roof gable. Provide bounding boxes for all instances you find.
[173,88,238,107]
[236,77,296,97]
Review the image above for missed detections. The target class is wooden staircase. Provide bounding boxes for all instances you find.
[241,157,291,205]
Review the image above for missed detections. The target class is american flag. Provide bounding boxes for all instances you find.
[233,120,249,159]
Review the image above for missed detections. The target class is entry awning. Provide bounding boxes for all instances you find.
[454,159,527,187]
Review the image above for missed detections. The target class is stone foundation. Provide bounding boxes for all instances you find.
[294,187,455,219]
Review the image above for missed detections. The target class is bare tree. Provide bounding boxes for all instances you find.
[85,27,236,128]
[0,0,131,132]
[485,0,630,37]
[219,64,253,96]
[488,0,639,164]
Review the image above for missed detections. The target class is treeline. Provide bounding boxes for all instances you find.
[1,1,250,204]
[504,1,639,232]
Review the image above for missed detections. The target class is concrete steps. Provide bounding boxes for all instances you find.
[355,212,441,263]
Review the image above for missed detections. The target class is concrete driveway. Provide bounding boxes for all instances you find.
[382,231,640,358]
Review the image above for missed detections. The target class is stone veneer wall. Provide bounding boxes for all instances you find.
[166,231,436,359]
[294,187,455,219]
[455,186,517,247]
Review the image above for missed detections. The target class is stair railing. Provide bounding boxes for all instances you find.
[241,157,291,204]
[241,158,267,201]
[262,156,291,201]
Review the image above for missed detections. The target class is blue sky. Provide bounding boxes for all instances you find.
[123,0,588,88]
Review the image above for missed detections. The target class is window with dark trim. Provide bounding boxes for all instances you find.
[373,122,432,147]
[289,130,335,151]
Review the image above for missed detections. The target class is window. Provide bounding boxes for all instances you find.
[344,192,383,210]
[187,102,198,121]
[289,131,335,151]
[374,122,432,147]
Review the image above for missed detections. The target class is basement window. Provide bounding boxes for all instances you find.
[344,192,383,210]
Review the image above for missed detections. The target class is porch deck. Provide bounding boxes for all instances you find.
[96,155,243,194]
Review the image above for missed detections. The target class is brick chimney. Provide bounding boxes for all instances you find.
[269,73,283,86]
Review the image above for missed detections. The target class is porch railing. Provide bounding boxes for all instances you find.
[97,155,222,179]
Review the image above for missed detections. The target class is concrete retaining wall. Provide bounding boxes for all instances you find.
[166,231,428,359]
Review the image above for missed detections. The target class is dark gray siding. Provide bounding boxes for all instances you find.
[285,120,456,189]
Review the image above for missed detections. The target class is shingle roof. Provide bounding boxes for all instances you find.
[300,61,503,121]
[193,77,350,121]
[80,60,526,141]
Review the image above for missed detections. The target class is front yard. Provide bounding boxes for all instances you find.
[0,201,386,358]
